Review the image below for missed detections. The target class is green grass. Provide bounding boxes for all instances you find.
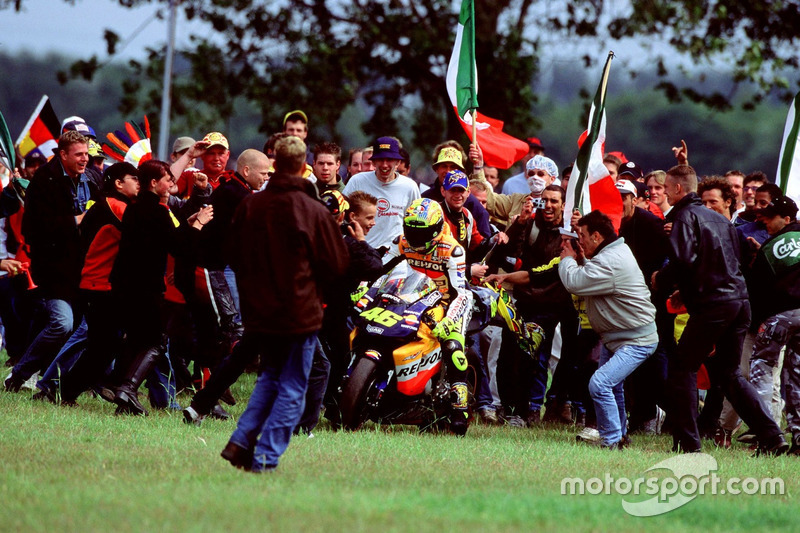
[1,354,799,532]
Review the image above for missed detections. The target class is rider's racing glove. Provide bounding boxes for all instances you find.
[432,316,458,341]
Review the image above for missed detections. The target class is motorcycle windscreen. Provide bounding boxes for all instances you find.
[393,318,443,396]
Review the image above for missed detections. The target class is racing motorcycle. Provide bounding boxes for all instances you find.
[339,260,453,431]
[339,260,541,431]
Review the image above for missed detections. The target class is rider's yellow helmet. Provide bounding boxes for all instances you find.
[403,198,444,253]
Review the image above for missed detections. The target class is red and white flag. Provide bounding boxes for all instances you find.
[445,0,528,169]
[564,53,623,231]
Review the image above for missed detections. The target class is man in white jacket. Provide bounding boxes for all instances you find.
[559,210,658,449]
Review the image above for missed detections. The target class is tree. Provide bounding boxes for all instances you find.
[35,0,543,150]
[547,0,800,110]
[6,1,799,152]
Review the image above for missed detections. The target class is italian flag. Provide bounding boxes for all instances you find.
[564,52,623,231]
[776,90,800,207]
[446,0,528,170]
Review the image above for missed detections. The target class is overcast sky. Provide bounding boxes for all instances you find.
[1,1,205,60]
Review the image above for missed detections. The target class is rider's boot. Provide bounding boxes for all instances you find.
[450,381,469,436]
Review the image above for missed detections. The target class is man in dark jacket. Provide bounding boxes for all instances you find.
[6,131,98,391]
[221,136,348,473]
[182,149,270,422]
[653,164,787,455]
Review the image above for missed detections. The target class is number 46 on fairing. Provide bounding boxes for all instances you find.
[359,308,402,327]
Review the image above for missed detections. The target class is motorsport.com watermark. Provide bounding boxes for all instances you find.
[561,453,785,517]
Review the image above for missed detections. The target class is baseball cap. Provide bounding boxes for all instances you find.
[442,170,469,191]
[371,136,403,160]
[88,139,105,159]
[632,180,649,200]
[526,137,545,150]
[62,119,96,139]
[201,132,229,150]
[432,146,465,171]
[283,109,308,126]
[172,136,195,154]
[619,161,643,180]
[758,196,798,219]
[616,180,637,196]
[24,152,48,168]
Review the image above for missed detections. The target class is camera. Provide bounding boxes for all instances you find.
[530,197,546,210]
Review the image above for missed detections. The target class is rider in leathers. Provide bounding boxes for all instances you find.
[383,198,473,435]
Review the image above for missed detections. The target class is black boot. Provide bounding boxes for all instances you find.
[115,346,161,416]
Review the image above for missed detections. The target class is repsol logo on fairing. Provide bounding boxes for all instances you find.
[407,258,444,271]
[396,350,442,377]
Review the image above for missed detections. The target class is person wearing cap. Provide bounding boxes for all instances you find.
[439,170,506,278]
[343,136,420,251]
[652,164,789,455]
[175,132,233,198]
[88,139,106,173]
[5,131,99,392]
[559,210,658,449]
[170,137,196,166]
[618,161,644,183]
[283,110,315,165]
[613,179,670,434]
[501,137,546,195]
[312,142,344,193]
[422,141,492,238]
[283,110,308,140]
[745,194,800,453]
[62,120,104,190]
[22,152,48,180]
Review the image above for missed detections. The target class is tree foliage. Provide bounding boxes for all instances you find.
[6,0,800,148]
[36,0,541,149]
[549,0,800,110]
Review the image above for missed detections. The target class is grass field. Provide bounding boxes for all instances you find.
[2,355,799,532]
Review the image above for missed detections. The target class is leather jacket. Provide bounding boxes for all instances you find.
[656,192,748,313]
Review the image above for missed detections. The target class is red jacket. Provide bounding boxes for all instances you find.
[80,194,130,292]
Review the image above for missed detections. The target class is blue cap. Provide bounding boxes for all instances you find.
[371,136,403,160]
[442,170,469,191]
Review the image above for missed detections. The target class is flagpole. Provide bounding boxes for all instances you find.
[157,0,177,160]
[472,109,478,151]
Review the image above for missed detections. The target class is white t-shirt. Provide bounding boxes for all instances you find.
[343,171,420,250]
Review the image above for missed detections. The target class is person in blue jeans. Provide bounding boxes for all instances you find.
[559,210,658,449]
[220,136,348,473]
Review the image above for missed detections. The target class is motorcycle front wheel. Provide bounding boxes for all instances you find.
[340,357,379,431]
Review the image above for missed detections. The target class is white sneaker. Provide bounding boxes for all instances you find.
[576,427,601,443]
[21,372,39,391]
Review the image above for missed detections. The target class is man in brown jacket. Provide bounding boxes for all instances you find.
[221,136,348,473]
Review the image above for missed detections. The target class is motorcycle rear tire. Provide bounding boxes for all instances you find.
[340,358,378,431]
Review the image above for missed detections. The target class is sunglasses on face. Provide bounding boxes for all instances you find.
[527,170,548,177]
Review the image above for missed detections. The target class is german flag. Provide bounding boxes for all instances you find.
[15,95,60,160]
